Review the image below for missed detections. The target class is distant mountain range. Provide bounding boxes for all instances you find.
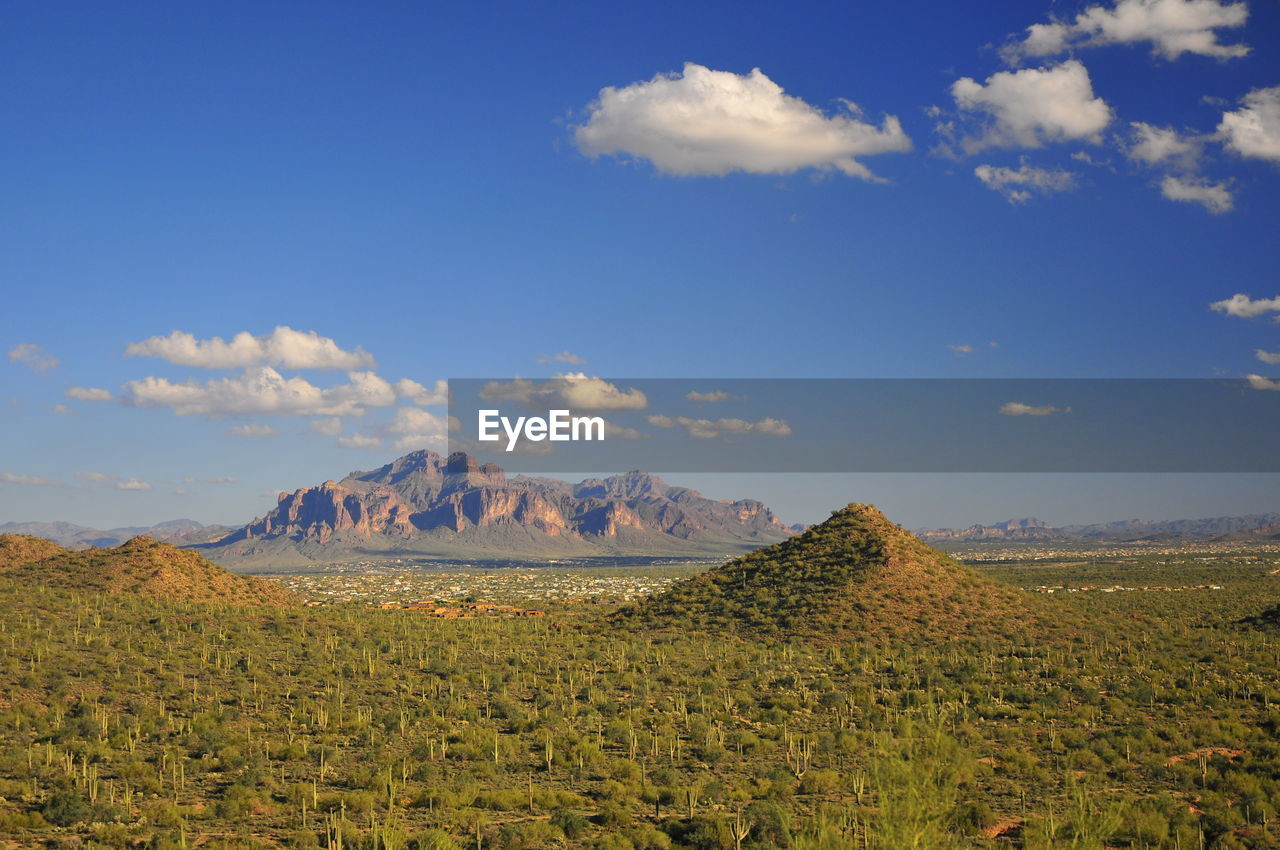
[917,514,1280,545]
[0,518,235,550]
[196,451,796,567]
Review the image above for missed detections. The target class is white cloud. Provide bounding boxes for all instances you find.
[338,432,383,449]
[1246,375,1280,391]
[1,472,65,487]
[66,386,111,402]
[685,390,738,403]
[1218,85,1280,163]
[76,471,113,484]
[123,367,397,417]
[480,373,647,411]
[394,378,448,406]
[536,351,586,365]
[8,343,59,373]
[228,423,276,437]
[575,62,912,181]
[951,61,1112,152]
[1160,175,1233,213]
[948,344,975,354]
[387,406,449,451]
[1127,122,1202,169]
[1256,350,1280,365]
[310,417,344,436]
[1211,293,1280,317]
[1004,0,1249,63]
[1000,402,1066,416]
[647,413,792,438]
[205,476,238,484]
[114,478,151,491]
[52,404,71,415]
[974,162,1077,203]
[125,326,375,370]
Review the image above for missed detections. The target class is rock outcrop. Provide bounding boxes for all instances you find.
[202,451,793,565]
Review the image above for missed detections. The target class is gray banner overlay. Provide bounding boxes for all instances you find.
[447,378,1280,473]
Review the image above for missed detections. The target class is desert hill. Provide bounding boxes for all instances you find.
[200,450,793,567]
[0,534,66,572]
[2,535,296,606]
[616,503,1047,643]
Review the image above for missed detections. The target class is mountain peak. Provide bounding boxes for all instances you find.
[202,451,792,566]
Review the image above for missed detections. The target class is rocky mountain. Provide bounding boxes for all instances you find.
[917,513,1280,545]
[199,451,794,567]
[0,534,296,606]
[0,519,235,550]
[615,503,1051,643]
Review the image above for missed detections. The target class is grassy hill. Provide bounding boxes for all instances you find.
[2,534,296,606]
[616,503,1051,643]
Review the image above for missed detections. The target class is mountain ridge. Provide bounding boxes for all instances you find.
[917,512,1280,544]
[198,450,794,567]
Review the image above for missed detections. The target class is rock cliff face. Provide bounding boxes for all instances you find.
[202,451,793,566]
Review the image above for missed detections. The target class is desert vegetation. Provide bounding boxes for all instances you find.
[0,517,1279,848]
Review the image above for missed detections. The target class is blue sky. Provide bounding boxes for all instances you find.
[3,1,1278,530]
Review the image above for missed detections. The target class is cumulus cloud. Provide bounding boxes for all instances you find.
[8,343,59,373]
[125,326,375,370]
[1218,85,1280,163]
[1246,375,1280,391]
[394,378,448,407]
[1000,402,1067,416]
[66,386,111,402]
[52,404,71,415]
[123,367,397,417]
[1127,122,1202,169]
[685,390,742,403]
[974,162,1077,203]
[536,351,586,365]
[337,433,382,449]
[951,61,1112,152]
[1160,175,1233,213]
[647,414,792,439]
[76,472,113,484]
[1211,293,1280,318]
[114,478,151,491]
[574,62,912,181]
[310,417,344,437]
[948,344,976,354]
[1004,0,1249,63]
[1256,350,1280,365]
[228,423,276,437]
[480,374,647,411]
[386,406,450,451]
[1,472,65,487]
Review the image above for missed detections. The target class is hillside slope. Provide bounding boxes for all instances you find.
[0,534,66,572]
[3,536,296,606]
[617,503,1048,643]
